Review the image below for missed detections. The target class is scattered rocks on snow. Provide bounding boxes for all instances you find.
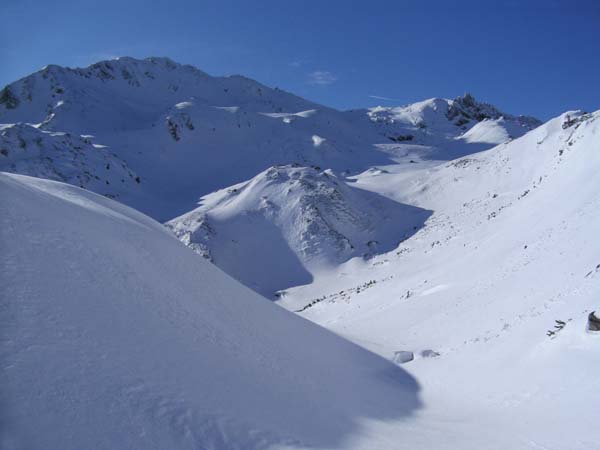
[420,349,441,358]
[546,319,571,338]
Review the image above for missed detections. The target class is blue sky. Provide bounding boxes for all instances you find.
[2,0,599,119]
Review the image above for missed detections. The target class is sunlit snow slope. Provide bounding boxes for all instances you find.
[278,111,600,450]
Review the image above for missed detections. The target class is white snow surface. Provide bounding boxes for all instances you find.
[0,172,422,450]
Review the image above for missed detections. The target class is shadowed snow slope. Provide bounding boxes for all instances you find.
[166,164,431,297]
[0,172,421,450]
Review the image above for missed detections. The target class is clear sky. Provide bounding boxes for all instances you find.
[2,0,599,120]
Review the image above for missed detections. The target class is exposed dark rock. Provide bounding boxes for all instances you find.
[0,87,19,109]
[588,311,600,332]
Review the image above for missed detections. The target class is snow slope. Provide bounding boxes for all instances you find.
[277,110,600,449]
[0,59,538,221]
[0,122,140,200]
[167,164,431,297]
[0,172,422,450]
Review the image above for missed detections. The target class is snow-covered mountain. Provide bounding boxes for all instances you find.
[167,164,431,296]
[348,93,542,161]
[163,92,541,298]
[0,57,390,220]
[0,172,422,450]
[0,57,539,220]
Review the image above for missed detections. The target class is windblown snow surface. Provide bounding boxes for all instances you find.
[0,172,422,450]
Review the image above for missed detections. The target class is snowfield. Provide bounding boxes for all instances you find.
[2,57,599,449]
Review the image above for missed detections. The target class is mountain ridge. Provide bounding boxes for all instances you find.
[1,56,541,220]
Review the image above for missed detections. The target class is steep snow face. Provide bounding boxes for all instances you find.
[458,117,514,144]
[278,110,600,449]
[0,172,422,450]
[0,57,393,220]
[0,123,140,199]
[167,164,431,297]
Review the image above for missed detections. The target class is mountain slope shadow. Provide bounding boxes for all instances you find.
[210,212,314,296]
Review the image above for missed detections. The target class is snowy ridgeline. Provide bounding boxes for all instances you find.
[1,56,539,220]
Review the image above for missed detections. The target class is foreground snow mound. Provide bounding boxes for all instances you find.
[0,172,420,450]
[0,57,391,220]
[167,165,431,297]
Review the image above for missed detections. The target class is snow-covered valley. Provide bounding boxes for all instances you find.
[280,110,600,449]
[1,57,599,449]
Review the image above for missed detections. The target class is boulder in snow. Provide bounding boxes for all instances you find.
[587,311,600,333]
[393,351,414,364]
